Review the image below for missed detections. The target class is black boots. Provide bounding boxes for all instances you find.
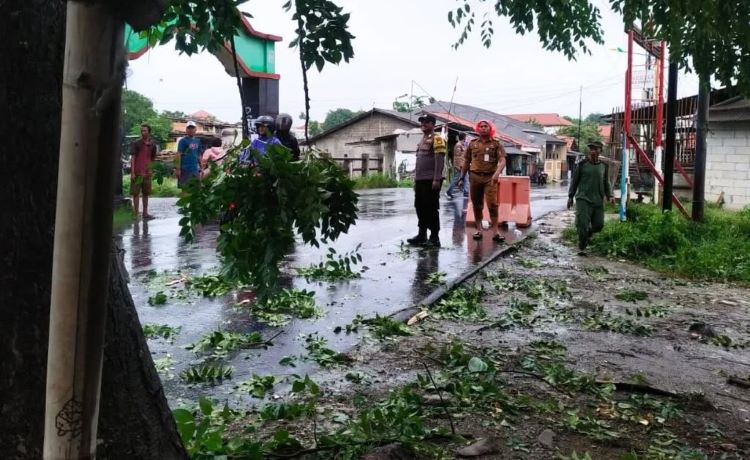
[407,229,427,246]
[407,229,440,248]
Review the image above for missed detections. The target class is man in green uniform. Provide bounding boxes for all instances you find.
[567,140,615,254]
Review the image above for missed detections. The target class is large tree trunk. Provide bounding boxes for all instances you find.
[0,1,186,457]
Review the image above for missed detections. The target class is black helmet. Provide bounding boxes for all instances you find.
[254,115,275,129]
[275,113,293,132]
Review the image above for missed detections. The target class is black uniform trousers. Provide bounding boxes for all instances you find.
[414,179,441,234]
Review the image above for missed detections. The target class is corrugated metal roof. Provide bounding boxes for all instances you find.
[506,113,574,126]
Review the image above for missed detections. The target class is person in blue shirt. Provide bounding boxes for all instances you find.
[176,121,202,188]
[239,115,281,166]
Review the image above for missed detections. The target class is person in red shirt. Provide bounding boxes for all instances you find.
[130,124,158,219]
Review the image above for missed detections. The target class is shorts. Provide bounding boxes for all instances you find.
[178,171,200,189]
[131,175,152,196]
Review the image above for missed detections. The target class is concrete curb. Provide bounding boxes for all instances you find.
[390,237,528,323]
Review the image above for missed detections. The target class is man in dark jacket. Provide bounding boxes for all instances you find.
[275,113,301,160]
[567,140,615,254]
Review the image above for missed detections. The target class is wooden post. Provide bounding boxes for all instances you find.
[362,153,370,177]
[44,2,124,458]
[377,157,384,174]
[342,157,352,178]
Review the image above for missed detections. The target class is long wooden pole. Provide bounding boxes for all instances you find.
[692,79,709,222]
[44,2,124,458]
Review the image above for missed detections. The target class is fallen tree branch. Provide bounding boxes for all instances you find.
[420,360,456,435]
[728,375,750,389]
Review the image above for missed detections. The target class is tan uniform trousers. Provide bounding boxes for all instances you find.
[469,172,498,224]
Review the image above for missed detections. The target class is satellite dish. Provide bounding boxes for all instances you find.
[125,67,134,78]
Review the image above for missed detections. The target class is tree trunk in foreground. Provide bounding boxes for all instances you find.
[0,1,186,457]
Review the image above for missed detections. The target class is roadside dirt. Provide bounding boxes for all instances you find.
[234,210,750,459]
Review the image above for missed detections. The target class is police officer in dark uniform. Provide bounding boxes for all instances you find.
[275,113,301,160]
[407,114,447,247]
[458,119,506,242]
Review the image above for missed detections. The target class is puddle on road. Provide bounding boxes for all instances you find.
[117,187,567,403]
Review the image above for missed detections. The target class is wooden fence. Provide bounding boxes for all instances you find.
[321,153,385,177]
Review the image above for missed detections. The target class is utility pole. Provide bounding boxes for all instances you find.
[662,61,678,211]
[577,86,582,151]
[692,79,709,221]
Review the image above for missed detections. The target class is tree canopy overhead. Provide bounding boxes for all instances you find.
[450,0,750,93]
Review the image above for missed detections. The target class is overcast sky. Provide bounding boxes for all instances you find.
[126,0,700,125]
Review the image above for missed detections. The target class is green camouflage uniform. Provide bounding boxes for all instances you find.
[568,159,612,250]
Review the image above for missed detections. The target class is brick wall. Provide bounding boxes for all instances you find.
[706,122,750,209]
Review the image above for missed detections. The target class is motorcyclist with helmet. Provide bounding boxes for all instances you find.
[274,113,301,160]
[239,115,281,165]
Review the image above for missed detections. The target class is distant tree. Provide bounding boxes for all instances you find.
[121,89,157,136]
[133,114,172,147]
[558,121,602,154]
[309,120,322,137]
[584,112,607,124]
[392,94,435,113]
[525,118,544,129]
[321,108,363,131]
[161,110,187,119]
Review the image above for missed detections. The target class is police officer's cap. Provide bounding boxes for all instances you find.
[418,114,437,124]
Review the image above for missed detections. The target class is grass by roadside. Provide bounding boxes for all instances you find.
[112,205,134,227]
[122,175,180,197]
[564,203,750,283]
[352,173,413,189]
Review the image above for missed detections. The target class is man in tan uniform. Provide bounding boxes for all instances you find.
[458,120,506,242]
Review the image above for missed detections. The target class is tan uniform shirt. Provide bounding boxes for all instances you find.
[466,138,505,174]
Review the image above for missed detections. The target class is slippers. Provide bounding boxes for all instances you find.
[492,234,505,242]
[472,231,483,240]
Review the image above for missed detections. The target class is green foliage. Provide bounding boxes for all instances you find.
[132,113,173,146]
[177,145,358,301]
[583,311,652,336]
[431,285,487,321]
[558,121,603,154]
[624,305,670,318]
[186,330,266,353]
[560,410,622,441]
[147,291,168,306]
[284,1,355,71]
[142,323,182,341]
[392,94,435,113]
[426,271,447,285]
[580,204,750,282]
[615,289,649,303]
[352,173,413,189]
[357,314,412,340]
[122,89,157,138]
[319,108,364,131]
[488,298,538,330]
[449,0,604,57]
[450,1,750,94]
[249,288,323,326]
[304,333,351,367]
[297,246,362,281]
[173,398,263,458]
[186,274,236,297]
[521,355,614,399]
[112,205,135,227]
[235,374,276,399]
[180,362,233,384]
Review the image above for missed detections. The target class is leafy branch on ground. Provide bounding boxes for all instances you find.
[242,288,323,327]
[142,323,181,341]
[296,245,363,282]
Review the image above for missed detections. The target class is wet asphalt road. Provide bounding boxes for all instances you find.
[116,185,568,400]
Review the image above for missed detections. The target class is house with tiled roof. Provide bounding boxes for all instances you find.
[506,113,573,135]
[420,102,568,180]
